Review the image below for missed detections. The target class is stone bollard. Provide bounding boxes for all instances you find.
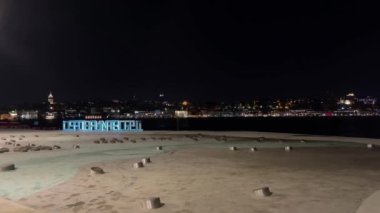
[367,144,375,149]
[39,146,53,150]
[133,162,144,168]
[156,146,163,151]
[1,163,16,172]
[73,145,80,149]
[141,197,163,209]
[90,167,105,175]
[30,146,41,151]
[250,147,258,152]
[229,146,237,151]
[253,187,272,197]
[142,157,151,165]
[0,147,10,153]
[285,146,293,151]
[13,146,30,152]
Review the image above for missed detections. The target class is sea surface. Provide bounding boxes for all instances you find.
[26,117,380,139]
[140,117,380,138]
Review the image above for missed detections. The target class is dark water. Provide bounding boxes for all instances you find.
[140,117,380,139]
[25,117,380,139]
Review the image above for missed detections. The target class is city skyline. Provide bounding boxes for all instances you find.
[1,1,379,104]
[1,91,379,122]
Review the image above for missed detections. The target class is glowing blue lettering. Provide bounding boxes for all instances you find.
[62,120,143,132]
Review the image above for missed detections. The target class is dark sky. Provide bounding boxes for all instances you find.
[0,1,379,104]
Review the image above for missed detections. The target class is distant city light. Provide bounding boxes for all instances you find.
[1,90,380,122]
[175,110,189,118]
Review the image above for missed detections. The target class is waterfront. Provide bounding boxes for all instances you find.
[11,116,380,138]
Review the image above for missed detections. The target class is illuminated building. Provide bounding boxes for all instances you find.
[20,110,39,120]
[357,97,377,105]
[0,113,12,121]
[9,110,18,119]
[337,92,356,110]
[175,110,189,118]
[45,112,56,120]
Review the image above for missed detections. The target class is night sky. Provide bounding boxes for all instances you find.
[0,1,379,104]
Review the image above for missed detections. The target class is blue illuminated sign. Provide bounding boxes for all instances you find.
[62,120,143,132]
